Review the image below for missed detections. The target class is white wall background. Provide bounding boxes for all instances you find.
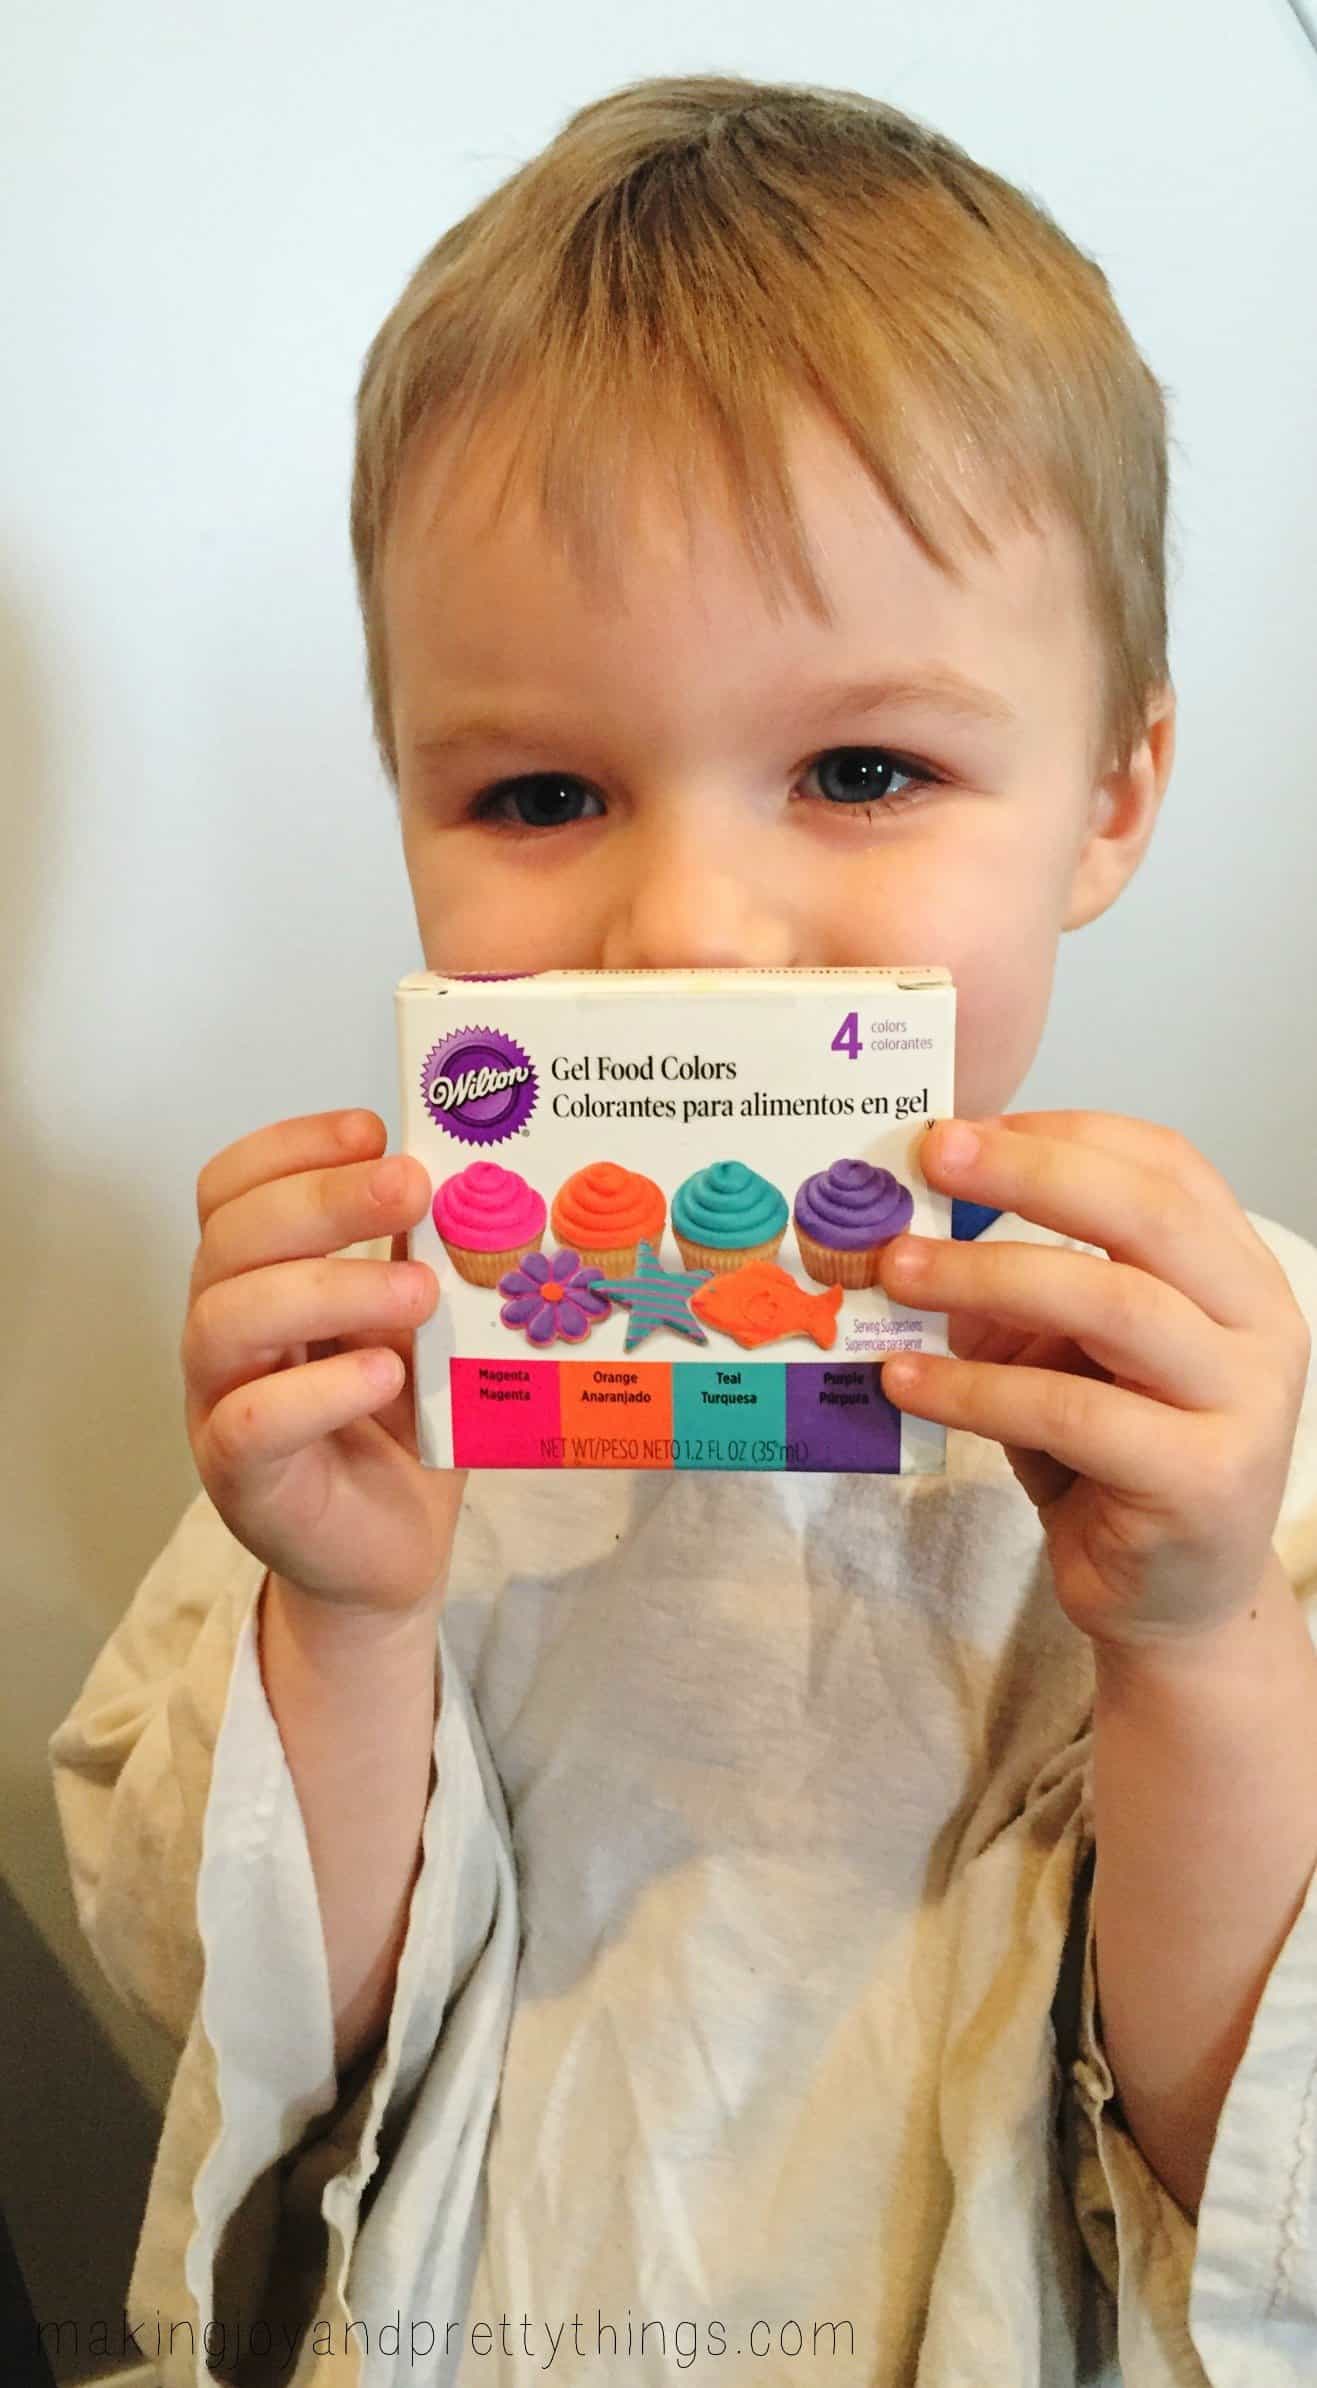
[3,0,1315,2358]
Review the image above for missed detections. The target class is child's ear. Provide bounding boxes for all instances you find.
[1062,680,1176,932]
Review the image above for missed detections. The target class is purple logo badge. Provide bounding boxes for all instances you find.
[420,1024,538,1145]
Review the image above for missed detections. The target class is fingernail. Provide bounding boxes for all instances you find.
[885,1239,928,1281]
[370,1157,407,1203]
[936,1123,980,1170]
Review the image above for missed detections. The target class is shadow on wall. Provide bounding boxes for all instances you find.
[0,586,200,2371]
[0,1878,162,2383]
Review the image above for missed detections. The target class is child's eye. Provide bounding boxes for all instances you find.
[471,776,606,833]
[468,748,941,834]
[796,748,940,815]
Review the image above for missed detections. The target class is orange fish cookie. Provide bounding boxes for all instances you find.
[690,1259,843,1350]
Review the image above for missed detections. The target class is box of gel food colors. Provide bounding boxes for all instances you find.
[396,967,955,1473]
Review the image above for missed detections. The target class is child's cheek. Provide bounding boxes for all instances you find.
[943,919,1060,1120]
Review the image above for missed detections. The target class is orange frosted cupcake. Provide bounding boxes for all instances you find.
[549,1160,666,1279]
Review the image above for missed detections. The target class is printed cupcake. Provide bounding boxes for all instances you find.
[792,1159,913,1289]
[549,1160,666,1279]
[671,1158,789,1276]
[432,1160,546,1288]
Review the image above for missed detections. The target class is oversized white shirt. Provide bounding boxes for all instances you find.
[47,1203,1317,2388]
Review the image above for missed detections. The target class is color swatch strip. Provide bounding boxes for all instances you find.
[450,1358,904,1470]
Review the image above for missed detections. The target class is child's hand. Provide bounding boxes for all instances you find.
[182,1109,467,1617]
[876,1113,1311,1656]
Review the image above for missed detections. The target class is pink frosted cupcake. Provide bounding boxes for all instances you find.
[792,1159,913,1289]
[432,1161,546,1288]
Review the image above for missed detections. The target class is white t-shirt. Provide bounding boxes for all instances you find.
[47,1206,1317,2388]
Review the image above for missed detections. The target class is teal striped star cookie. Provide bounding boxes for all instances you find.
[608,1241,713,1349]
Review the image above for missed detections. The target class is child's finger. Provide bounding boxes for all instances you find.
[920,1120,1261,1333]
[881,1240,1227,1410]
[881,1348,1208,1506]
[987,1111,1249,1234]
[193,1152,431,1297]
[195,1110,386,1232]
[200,1347,408,1484]
[183,1255,437,1414]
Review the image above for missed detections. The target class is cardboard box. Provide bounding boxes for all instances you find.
[397,966,955,1473]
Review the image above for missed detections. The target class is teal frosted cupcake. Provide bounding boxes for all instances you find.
[671,1159,789,1277]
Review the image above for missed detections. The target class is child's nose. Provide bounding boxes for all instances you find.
[599,814,798,970]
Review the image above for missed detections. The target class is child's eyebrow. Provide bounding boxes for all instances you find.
[410,669,1016,761]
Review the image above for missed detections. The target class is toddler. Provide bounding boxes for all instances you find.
[48,72,1317,2388]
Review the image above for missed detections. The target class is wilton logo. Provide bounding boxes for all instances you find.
[421,1024,538,1145]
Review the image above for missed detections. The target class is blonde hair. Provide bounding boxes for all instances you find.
[351,72,1175,790]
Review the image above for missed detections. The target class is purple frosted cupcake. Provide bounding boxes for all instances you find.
[792,1159,914,1289]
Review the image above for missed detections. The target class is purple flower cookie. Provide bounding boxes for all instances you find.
[497,1248,612,1346]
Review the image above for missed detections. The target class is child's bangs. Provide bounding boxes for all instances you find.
[421,301,1054,637]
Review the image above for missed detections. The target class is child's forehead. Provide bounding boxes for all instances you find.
[387,395,1092,681]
